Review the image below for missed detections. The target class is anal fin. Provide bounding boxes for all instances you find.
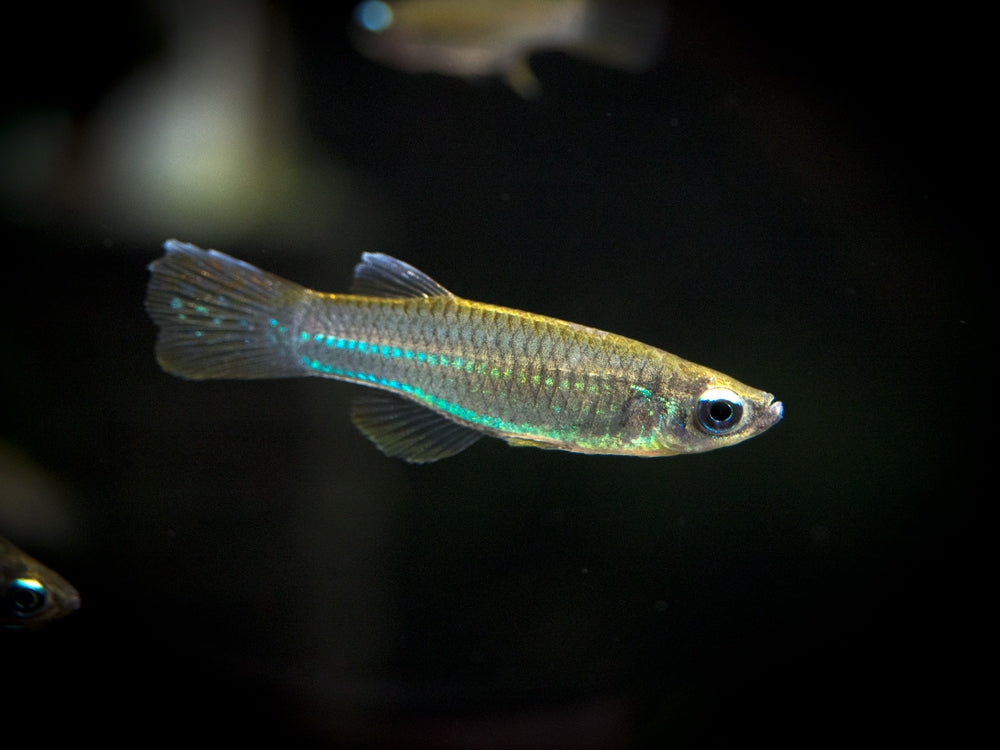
[350,393,482,463]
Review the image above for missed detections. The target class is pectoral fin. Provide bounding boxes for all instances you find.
[350,393,482,463]
[504,57,541,99]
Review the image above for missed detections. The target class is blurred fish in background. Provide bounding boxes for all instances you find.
[0,442,78,548]
[0,1,375,250]
[1,535,80,628]
[351,0,666,97]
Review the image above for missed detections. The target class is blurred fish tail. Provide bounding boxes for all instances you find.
[577,0,666,72]
[145,240,307,380]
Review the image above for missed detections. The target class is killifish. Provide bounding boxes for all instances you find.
[351,0,665,98]
[1,535,80,628]
[145,240,782,463]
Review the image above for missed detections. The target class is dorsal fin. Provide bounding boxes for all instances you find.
[350,253,454,298]
[350,393,481,463]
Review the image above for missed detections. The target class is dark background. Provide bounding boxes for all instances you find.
[1,2,982,747]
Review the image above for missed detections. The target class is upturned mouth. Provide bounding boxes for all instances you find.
[767,398,784,422]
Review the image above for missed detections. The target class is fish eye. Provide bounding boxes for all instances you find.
[696,388,744,434]
[354,1,393,33]
[6,578,48,618]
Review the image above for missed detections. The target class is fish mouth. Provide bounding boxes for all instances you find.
[766,397,784,423]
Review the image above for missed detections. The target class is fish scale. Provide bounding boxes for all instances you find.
[293,295,641,441]
[145,241,782,462]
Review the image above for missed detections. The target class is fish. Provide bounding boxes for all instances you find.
[351,0,666,98]
[1,535,80,628]
[145,241,782,463]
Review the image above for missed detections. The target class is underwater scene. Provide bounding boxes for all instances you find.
[0,1,981,747]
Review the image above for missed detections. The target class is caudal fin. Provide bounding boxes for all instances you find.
[144,240,308,380]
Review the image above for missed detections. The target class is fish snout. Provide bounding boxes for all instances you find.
[766,397,784,423]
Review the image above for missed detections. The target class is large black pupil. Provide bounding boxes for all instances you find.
[709,400,733,424]
[8,583,46,615]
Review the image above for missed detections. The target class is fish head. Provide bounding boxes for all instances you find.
[351,0,531,80]
[650,363,783,456]
[1,545,81,628]
[352,1,461,74]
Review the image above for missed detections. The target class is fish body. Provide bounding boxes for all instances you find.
[145,241,782,463]
[351,0,665,97]
[1,535,80,628]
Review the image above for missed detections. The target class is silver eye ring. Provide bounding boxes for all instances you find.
[696,388,744,434]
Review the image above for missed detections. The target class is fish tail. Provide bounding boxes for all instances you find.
[577,0,666,72]
[145,240,308,380]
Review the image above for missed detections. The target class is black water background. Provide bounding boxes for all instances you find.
[0,2,982,747]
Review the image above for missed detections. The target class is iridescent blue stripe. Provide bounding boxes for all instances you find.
[297,332,654,449]
[300,353,531,434]
[303,333,470,371]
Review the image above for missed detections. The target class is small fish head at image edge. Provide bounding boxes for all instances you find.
[1,536,81,629]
